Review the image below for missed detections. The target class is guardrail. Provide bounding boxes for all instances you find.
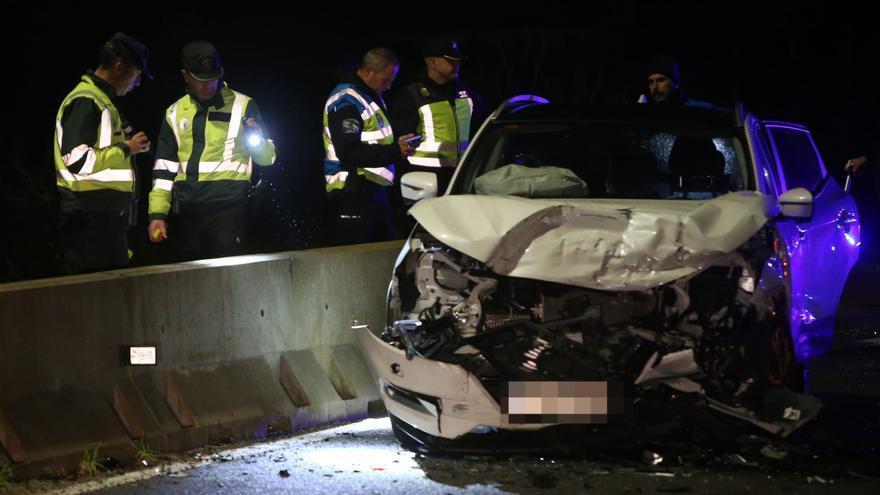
[0,241,403,479]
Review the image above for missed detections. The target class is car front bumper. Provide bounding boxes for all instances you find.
[354,324,548,439]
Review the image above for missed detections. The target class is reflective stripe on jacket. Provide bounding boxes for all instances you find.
[54,75,134,202]
[408,85,472,168]
[148,83,276,218]
[323,83,395,192]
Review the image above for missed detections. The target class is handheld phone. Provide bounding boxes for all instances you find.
[404,134,422,146]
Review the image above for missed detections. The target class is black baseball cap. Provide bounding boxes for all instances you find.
[423,38,468,61]
[181,41,224,81]
[105,32,152,79]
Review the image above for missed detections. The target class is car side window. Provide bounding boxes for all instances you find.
[765,125,826,192]
[748,119,780,195]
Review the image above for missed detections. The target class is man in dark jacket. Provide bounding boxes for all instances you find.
[53,33,152,273]
[322,47,416,245]
[639,56,716,109]
[147,41,276,261]
[392,38,474,196]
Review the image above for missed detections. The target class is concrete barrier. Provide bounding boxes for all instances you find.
[0,241,402,479]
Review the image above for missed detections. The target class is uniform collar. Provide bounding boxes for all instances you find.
[84,72,119,102]
[345,71,385,107]
[190,81,227,110]
[418,71,459,98]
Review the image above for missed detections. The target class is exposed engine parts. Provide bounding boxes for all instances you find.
[384,230,818,436]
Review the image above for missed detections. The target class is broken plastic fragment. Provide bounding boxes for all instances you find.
[725,453,759,468]
[759,442,789,460]
[642,450,664,466]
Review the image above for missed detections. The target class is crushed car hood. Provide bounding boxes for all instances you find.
[409,192,774,290]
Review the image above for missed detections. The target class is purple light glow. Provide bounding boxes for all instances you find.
[799,310,816,325]
[844,232,859,246]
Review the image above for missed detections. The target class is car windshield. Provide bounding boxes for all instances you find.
[453,122,752,200]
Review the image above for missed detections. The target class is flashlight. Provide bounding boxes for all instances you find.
[247,132,263,148]
[242,117,264,148]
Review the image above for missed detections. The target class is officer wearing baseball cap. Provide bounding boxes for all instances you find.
[422,37,469,61]
[148,40,277,262]
[52,32,152,273]
[392,37,475,193]
[105,32,153,80]
[180,40,224,81]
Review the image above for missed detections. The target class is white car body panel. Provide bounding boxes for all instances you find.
[355,325,546,438]
[410,192,775,290]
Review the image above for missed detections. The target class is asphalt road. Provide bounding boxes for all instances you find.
[45,410,878,495]
[6,264,878,495]
[33,327,880,495]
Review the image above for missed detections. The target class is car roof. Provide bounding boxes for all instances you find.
[495,102,740,129]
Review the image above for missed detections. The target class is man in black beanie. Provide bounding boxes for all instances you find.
[639,56,718,110]
[640,56,685,105]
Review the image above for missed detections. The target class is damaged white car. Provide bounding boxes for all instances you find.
[354,97,861,452]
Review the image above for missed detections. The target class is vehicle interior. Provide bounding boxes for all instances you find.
[458,122,750,200]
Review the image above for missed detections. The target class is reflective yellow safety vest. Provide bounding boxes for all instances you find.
[148,84,276,217]
[54,75,134,204]
[407,85,473,168]
[323,83,395,192]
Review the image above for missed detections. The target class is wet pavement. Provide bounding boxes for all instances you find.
[19,327,880,495]
[13,414,874,495]
[4,264,879,495]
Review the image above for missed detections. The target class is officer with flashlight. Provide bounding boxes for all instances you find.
[147,41,276,261]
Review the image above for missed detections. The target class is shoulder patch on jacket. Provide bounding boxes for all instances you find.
[342,118,361,134]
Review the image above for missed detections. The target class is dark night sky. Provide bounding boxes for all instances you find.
[10,3,880,159]
[1,2,878,278]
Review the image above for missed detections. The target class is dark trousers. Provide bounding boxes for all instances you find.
[61,209,129,274]
[324,175,394,246]
[172,204,247,261]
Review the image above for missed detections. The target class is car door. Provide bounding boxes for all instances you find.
[761,121,860,360]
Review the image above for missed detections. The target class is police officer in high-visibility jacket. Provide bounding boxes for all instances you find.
[322,47,416,245]
[53,33,152,274]
[392,38,473,195]
[147,41,276,261]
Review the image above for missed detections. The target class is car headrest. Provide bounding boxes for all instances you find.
[668,137,725,176]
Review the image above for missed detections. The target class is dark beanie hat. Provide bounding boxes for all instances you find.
[647,56,681,83]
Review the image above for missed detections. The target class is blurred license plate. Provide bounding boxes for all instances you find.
[501,381,627,424]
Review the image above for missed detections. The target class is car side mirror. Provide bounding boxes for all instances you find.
[401,172,438,202]
[778,187,813,219]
